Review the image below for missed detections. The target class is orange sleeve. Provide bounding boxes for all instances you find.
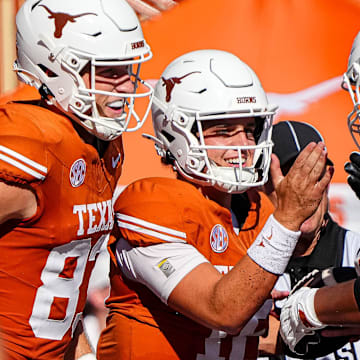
[0,104,48,185]
[114,178,203,248]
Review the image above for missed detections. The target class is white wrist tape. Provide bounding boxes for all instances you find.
[247,214,301,275]
[301,287,324,328]
[78,354,96,360]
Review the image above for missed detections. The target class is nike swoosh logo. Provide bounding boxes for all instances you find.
[258,228,272,247]
[112,153,121,169]
[265,228,273,241]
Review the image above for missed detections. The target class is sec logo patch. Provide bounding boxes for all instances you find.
[210,224,229,253]
[70,159,86,187]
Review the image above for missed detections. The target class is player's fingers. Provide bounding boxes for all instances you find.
[147,0,177,10]
[286,142,325,194]
[304,142,328,181]
[288,142,317,172]
[350,151,360,167]
[345,161,356,176]
[345,161,360,177]
[126,0,160,18]
[271,289,289,300]
[269,153,283,189]
[314,166,333,197]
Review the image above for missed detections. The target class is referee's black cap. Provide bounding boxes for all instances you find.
[272,120,333,172]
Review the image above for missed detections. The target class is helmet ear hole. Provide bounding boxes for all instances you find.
[38,64,58,78]
[161,130,175,143]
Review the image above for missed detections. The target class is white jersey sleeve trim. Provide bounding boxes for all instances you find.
[117,213,187,243]
[0,145,47,180]
[342,229,360,267]
[115,238,209,303]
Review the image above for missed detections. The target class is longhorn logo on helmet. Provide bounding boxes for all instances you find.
[39,5,97,39]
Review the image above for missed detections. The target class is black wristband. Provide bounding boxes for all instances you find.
[353,277,360,311]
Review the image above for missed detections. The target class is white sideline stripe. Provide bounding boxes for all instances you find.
[0,145,47,173]
[117,213,186,239]
[117,221,187,243]
[0,154,46,180]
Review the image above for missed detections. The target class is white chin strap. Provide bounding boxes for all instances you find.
[87,121,123,141]
[65,108,126,141]
[83,114,127,141]
[175,161,261,194]
[209,165,259,193]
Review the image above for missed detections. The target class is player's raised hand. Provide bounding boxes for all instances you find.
[271,142,333,231]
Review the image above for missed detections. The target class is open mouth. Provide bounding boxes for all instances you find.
[225,156,247,168]
[106,100,125,115]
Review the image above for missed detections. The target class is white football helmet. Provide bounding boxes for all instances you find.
[147,50,278,193]
[342,31,360,149]
[14,0,153,141]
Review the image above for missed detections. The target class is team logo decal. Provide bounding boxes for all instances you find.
[258,227,272,247]
[70,159,86,187]
[161,71,201,102]
[39,5,97,39]
[157,258,175,278]
[210,224,229,253]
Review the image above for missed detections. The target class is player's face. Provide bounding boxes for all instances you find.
[82,65,135,119]
[202,117,257,168]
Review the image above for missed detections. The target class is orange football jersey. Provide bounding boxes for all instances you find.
[0,102,123,359]
[98,177,274,360]
[0,85,40,105]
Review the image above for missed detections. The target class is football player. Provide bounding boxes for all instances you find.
[0,0,153,359]
[279,32,360,356]
[96,50,332,359]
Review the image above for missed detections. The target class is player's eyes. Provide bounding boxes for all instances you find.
[96,70,115,78]
[214,129,230,135]
[95,67,129,79]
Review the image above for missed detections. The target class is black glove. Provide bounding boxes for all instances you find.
[345,151,360,199]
